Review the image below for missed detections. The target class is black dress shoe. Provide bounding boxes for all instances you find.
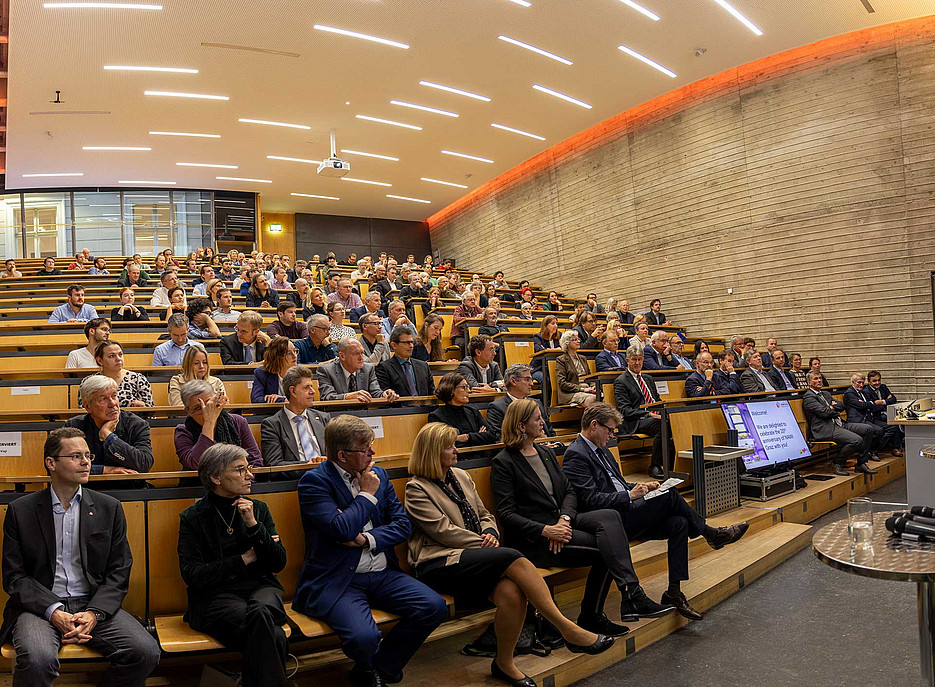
[660,591,704,620]
[856,463,878,475]
[565,634,615,655]
[648,465,666,480]
[619,586,676,618]
[833,464,850,476]
[491,659,536,687]
[869,453,882,462]
[706,521,749,550]
[350,664,387,687]
[576,612,630,637]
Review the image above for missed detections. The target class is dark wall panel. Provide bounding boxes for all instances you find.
[295,213,430,263]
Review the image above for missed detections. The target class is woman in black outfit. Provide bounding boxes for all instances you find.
[427,372,496,447]
[405,423,612,687]
[531,315,560,383]
[491,399,652,637]
[111,287,150,321]
[245,272,280,308]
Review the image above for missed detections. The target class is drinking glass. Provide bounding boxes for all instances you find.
[847,497,873,549]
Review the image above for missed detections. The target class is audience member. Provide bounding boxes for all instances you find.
[428,373,496,447]
[727,335,747,368]
[684,352,717,397]
[405,423,612,684]
[185,298,222,339]
[585,293,605,314]
[668,336,694,369]
[169,345,226,406]
[219,310,269,364]
[642,331,679,370]
[246,272,280,308]
[65,375,154,475]
[110,287,149,322]
[67,253,87,270]
[0,259,21,278]
[803,370,879,476]
[864,370,904,456]
[48,285,99,323]
[292,415,448,687]
[191,265,215,295]
[628,321,651,351]
[436,276,458,299]
[451,292,483,353]
[376,326,435,398]
[81,341,153,408]
[457,335,504,391]
[86,257,108,275]
[66,317,111,368]
[787,353,808,388]
[595,330,626,372]
[562,404,748,621]
[349,290,383,323]
[266,301,308,339]
[287,277,310,311]
[327,301,356,341]
[646,299,669,326]
[843,373,900,459]
[518,301,535,320]
[556,330,597,408]
[809,357,830,386]
[260,366,329,474]
[328,277,363,310]
[617,299,635,325]
[490,400,651,636]
[767,350,797,390]
[177,443,291,687]
[175,380,262,470]
[541,291,564,312]
[485,363,556,440]
[712,350,743,395]
[532,315,561,383]
[763,337,785,368]
[296,314,338,365]
[381,299,417,340]
[0,427,160,686]
[152,314,205,366]
[374,265,403,301]
[252,336,299,403]
[740,349,776,393]
[210,287,239,322]
[150,270,185,309]
[613,345,673,480]
[478,307,509,336]
[357,312,391,364]
[35,257,62,276]
[413,313,444,362]
[270,266,291,291]
[573,312,604,349]
[399,273,427,303]
[317,338,399,403]
[159,286,187,321]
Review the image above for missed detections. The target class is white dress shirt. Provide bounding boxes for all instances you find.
[334,464,387,574]
[283,407,322,461]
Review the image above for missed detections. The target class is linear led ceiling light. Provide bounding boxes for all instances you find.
[418,81,490,102]
[421,177,468,189]
[22,172,84,177]
[176,162,238,168]
[313,24,409,49]
[239,118,310,129]
[390,100,459,117]
[83,146,151,150]
[355,114,422,130]
[617,45,677,77]
[216,176,272,183]
[44,2,162,8]
[441,150,494,163]
[618,0,660,21]
[341,177,392,187]
[497,35,572,65]
[531,84,592,109]
[387,194,430,203]
[144,91,229,100]
[150,131,220,138]
[490,122,545,140]
[711,0,763,35]
[340,149,399,161]
[291,193,340,200]
[105,65,197,73]
[267,155,320,164]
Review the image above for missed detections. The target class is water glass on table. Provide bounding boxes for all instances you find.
[847,497,874,549]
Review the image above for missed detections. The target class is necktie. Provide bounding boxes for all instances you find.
[819,393,843,426]
[348,373,358,392]
[636,374,654,404]
[244,345,252,363]
[403,361,418,396]
[293,414,319,461]
[597,448,627,492]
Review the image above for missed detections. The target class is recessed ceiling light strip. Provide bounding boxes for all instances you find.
[216,176,272,183]
[44,2,162,8]
[105,65,197,73]
[313,24,409,49]
[617,46,677,78]
[497,35,572,65]
[291,193,340,200]
[83,146,151,150]
[176,162,238,169]
[355,114,422,130]
[22,172,84,177]
[390,100,459,117]
[531,84,592,109]
[341,177,392,187]
[387,194,431,204]
[340,149,399,161]
[711,0,763,35]
[418,81,491,102]
[490,122,545,140]
[144,91,229,100]
[150,131,220,138]
[239,118,310,130]
[118,180,176,184]
[441,150,494,163]
[421,177,468,189]
[267,155,320,164]
[618,0,660,21]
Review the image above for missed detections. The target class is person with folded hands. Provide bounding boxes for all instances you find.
[406,423,614,687]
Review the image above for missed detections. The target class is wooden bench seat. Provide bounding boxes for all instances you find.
[286,595,455,639]
[1,642,103,661]
[154,614,291,653]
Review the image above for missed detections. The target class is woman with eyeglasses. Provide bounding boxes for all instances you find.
[427,372,496,447]
[251,336,298,404]
[174,379,262,470]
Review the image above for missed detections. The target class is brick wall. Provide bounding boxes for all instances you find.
[428,19,935,396]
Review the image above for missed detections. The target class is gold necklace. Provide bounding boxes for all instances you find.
[214,505,236,535]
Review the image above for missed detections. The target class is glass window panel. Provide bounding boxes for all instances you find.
[20,192,71,259]
[123,191,171,256]
[72,192,123,257]
[0,194,21,259]
[173,191,213,255]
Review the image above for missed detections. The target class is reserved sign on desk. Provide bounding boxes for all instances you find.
[0,431,22,456]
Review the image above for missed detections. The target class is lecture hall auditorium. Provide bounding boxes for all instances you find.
[0,1,930,686]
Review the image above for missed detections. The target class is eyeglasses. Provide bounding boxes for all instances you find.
[456,382,470,390]
[397,340,414,346]
[311,325,330,331]
[228,465,253,476]
[57,453,94,463]
[599,423,617,435]
[344,443,375,455]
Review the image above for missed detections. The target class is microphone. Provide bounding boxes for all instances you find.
[910,506,935,519]
[902,399,924,419]
[893,511,935,527]
[885,515,935,542]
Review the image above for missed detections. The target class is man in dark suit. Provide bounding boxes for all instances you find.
[766,349,796,391]
[712,350,743,395]
[1,427,160,686]
[398,273,427,303]
[646,299,667,326]
[613,345,674,480]
[642,331,680,370]
[562,404,748,621]
[485,363,556,440]
[349,290,384,324]
[727,335,747,369]
[374,266,403,301]
[684,352,716,397]
[803,371,879,476]
[294,415,448,687]
[843,372,897,459]
[178,443,291,687]
[219,310,269,365]
[618,300,635,325]
[456,334,503,391]
[595,330,625,372]
[317,339,399,402]
[864,370,904,455]
[376,326,435,398]
[739,349,776,393]
[261,365,331,475]
[573,312,604,349]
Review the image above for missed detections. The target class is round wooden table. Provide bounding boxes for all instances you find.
[813,511,935,686]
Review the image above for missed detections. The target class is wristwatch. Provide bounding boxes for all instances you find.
[560,515,571,522]
[92,610,106,622]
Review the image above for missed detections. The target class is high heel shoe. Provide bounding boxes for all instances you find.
[491,659,536,687]
[564,634,615,655]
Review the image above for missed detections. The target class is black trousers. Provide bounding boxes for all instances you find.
[190,586,290,687]
[634,415,674,469]
[870,416,903,450]
[622,488,706,582]
[833,422,881,465]
[520,509,636,619]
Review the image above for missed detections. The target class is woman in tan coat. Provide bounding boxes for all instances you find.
[554,330,596,407]
[405,423,613,687]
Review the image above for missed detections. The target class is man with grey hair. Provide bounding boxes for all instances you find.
[261,365,330,474]
[739,349,776,393]
[328,277,363,310]
[643,330,679,370]
[293,415,447,686]
[803,370,878,476]
[350,289,384,324]
[381,299,416,340]
[727,335,747,368]
[152,313,205,366]
[376,325,435,398]
[296,314,338,365]
[64,375,153,478]
[613,345,672,480]
[485,363,557,440]
[358,313,390,364]
[178,443,291,687]
[317,338,398,402]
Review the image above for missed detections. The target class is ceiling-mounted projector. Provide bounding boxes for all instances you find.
[318,157,350,177]
[317,128,350,177]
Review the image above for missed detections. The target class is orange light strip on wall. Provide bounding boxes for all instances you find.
[425,15,935,230]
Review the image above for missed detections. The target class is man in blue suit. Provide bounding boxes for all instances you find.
[293,415,447,687]
[683,352,717,397]
[711,350,743,395]
[595,330,626,372]
[562,404,748,622]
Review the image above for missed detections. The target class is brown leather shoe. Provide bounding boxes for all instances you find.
[660,591,703,620]
[707,521,749,550]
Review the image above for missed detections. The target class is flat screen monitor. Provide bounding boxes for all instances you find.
[720,400,811,470]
